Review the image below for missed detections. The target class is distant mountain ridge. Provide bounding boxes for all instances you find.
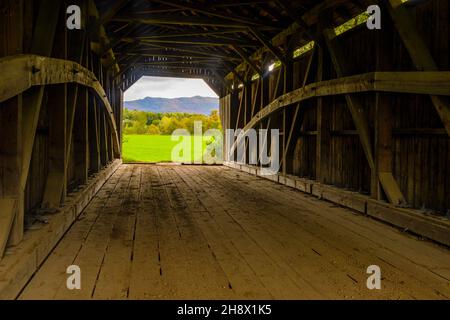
[124,96,218,115]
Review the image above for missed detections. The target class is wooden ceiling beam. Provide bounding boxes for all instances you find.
[120,36,259,47]
[150,0,270,27]
[208,1,269,8]
[230,45,262,76]
[135,29,247,39]
[225,0,349,80]
[139,65,224,72]
[248,27,287,65]
[137,42,241,60]
[118,51,240,61]
[100,0,132,25]
[100,22,140,56]
[140,71,216,79]
[125,59,226,66]
[111,14,279,29]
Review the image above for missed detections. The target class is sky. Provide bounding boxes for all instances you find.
[124,76,218,101]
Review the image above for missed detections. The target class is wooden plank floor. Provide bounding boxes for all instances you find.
[19,164,450,300]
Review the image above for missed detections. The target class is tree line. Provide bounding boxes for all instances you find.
[123,108,222,135]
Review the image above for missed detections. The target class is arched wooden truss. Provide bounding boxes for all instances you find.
[0,54,121,258]
[215,0,450,223]
[0,54,120,156]
[228,70,450,206]
[232,71,450,136]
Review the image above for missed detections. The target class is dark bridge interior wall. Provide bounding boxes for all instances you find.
[221,0,450,214]
[0,0,122,255]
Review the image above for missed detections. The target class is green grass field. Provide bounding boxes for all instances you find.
[122,134,216,163]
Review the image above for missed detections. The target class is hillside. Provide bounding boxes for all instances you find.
[124,96,219,115]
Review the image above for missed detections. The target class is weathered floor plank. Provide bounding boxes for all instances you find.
[19,164,450,300]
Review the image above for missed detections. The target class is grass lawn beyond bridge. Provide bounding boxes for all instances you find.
[122,134,218,163]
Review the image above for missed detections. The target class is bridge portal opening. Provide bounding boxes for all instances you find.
[122,76,221,163]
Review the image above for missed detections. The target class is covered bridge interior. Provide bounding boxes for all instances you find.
[0,0,450,299]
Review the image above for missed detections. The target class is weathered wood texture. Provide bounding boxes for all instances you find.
[0,0,122,258]
[19,165,450,300]
[223,0,450,214]
[0,160,121,299]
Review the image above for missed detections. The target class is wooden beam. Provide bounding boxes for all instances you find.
[225,0,351,80]
[125,36,259,47]
[73,87,89,184]
[0,159,122,299]
[0,0,23,255]
[88,0,119,73]
[373,13,406,205]
[315,46,330,183]
[274,0,314,40]
[152,0,268,26]
[89,96,101,173]
[231,45,262,76]
[323,29,375,171]
[314,13,330,184]
[232,70,450,131]
[8,0,61,246]
[139,70,216,81]
[249,27,287,65]
[387,2,450,136]
[65,5,86,186]
[120,51,241,61]
[204,79,221,97]
[228,68,450,159]
[136,63,226,71]
[0,54,121,158]
[282,51,314,175]
[100,22,139,56]
[99,109,109,166]
[130,59,226,66]
[134,29,247,39]
[112,14,275,29]
[41,84,67,210]
[0,96,22,256]
[139,42,242,61]
[41,10,70,211]
[374,92,406,205]
[0,199,17,258]
[100,0,131,24]
[250,79,261,117]
[209,1,269,8]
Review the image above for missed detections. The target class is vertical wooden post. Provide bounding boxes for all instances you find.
[245,82,252,126]
[0,0,24,251]
[387,1,450,136]
[9,0,62,244]
[282,60,293,175]
[64,0,86,188]
[41,13,68,209]
[227,87,239,162]
[316,44,330,184]
[88,96,101,173]
[373,7,406,205]
[260,57,270,166]
[41,84,67,209]
[323,28,377,189]
[99,109,109,166]
[0,94,22,256]
[244,80,253,164]
[118,88,124,153]
[73,87,89,184]
[315,13,331,183]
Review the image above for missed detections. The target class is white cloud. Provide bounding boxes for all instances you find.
[124,76,218,101]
